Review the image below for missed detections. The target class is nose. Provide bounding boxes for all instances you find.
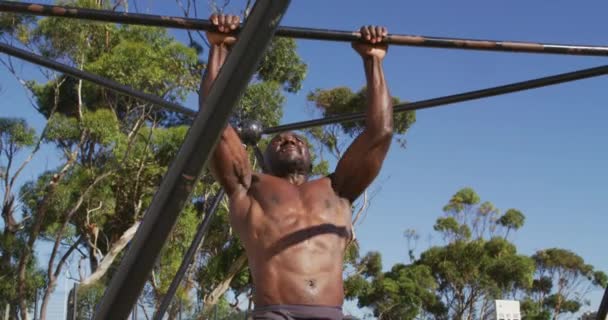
[282,135,297,145]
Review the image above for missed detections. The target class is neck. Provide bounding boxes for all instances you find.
[283,172,308,185]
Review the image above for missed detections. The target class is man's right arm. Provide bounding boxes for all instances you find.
[201,14,252,196]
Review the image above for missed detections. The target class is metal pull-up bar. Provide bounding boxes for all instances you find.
[1,1,608,57]
[3,37,605,135]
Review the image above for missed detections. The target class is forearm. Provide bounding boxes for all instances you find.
[199,44,231,105]
[201,43,251,194]
[363,57,393,136]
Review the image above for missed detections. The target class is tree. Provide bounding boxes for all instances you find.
[418,189,536,319]
[346,187,607,320]
[344,251,438,320]
[0,118,45,319]
[521,248,608,320]
[498,209,525,238]
[346,188,536,320]
[2,1,201,317]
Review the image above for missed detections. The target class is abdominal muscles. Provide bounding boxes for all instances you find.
[249,230,347,306]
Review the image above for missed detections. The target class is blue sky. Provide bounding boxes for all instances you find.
[2,0,607,318]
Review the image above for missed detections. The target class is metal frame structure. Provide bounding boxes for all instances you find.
[2,1,608,57]
[1,1,607,319]
[1,40,605,135]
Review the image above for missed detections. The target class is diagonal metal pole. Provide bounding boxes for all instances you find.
[153,189,225,320]
[0,42,196,117]
[263,65,608,134]
[92,0,291,318]
[2,1,608,57]
[598,287,608,320]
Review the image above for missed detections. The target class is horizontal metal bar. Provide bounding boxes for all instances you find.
[1,1,608,56]
[92,0,290,318]
[0,42,196,117]
[263,65,608,134]
[4,37,605,137]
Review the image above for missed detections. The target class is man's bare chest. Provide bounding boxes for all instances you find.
[233,174,353,243]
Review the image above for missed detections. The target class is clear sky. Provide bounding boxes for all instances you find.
[2,0,607,318]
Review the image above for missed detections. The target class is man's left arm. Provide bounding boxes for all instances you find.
[331,25,394,203]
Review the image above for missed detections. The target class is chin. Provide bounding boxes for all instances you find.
[271,159,310,177]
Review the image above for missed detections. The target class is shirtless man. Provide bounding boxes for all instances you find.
[202,14,393,320]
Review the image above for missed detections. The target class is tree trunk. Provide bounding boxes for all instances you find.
[80,221,140,286]
[38,237,82,320]
[202,253,248,311]
[17,168,71,320]
[38,277,57,320]
[1,195,17,281]
[88,245,99,272]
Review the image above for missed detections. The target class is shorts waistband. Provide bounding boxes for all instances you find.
[253,304,344,319]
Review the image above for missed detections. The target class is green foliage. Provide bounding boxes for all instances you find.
[521,297,552,320]
[0,11,35,40]
[257,38,307,93]
[156,205,200,300]
[195,199,248,296]
[543,294,581,313]
[44,113,81,143]
[525,248,607,318]
[498,209,525,234]
[360,251,383,278]
[82,109,121,146]
[442,187,481,213]
[307,86,416,145]
[196,296,247,320]
[593,271,608,288]
[227,37,308,130]
[345,253,437,320]
[433,217,460,238]
[0,118,37,151]
[0,238,45,314]
[30,19,199,121]
[76,283,106,320]
[86,26,199,99]
[347,188,540,319]
[32,0,112,60]
[236,81,284,127]
[149,125,190,164]
[420,238,534,305]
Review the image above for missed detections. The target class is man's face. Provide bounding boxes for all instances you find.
[264,132,312,177]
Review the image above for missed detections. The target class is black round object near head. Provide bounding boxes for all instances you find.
[238,119,264,146]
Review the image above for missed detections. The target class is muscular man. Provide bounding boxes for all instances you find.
[202,14,393,320]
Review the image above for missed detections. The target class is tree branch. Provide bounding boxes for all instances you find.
[80,221,141,286]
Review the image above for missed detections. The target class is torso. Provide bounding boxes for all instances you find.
[229,173,352,307]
